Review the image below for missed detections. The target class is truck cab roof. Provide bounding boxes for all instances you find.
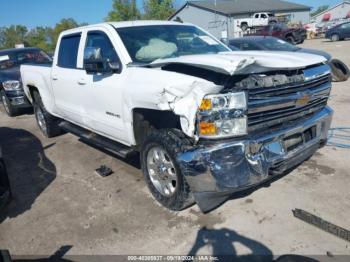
[61,21,194,35]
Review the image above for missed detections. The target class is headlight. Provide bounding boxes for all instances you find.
[197,92,247,138]
[2,80,21,91]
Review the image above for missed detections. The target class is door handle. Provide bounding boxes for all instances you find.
[52,75,58,81]
[77,79,86,85]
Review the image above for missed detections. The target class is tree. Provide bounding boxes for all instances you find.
[0,25,28,49]
[105,0,141,21]
[143,0,175,20]
[311,5,329,17]
[49,18,80,48]
[26,26,52,51]
[0,18,85,52]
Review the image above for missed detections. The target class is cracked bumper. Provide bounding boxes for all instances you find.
[178,107,333,212]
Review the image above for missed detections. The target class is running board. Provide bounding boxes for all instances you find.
[59,121,134,158]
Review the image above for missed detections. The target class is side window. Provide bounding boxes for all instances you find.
[85,31,119,63]
[341,23,350,29]
[261,14,267,19]
[255,14,259,19]
[57,34,81,68]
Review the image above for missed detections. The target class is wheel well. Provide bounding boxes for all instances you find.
[133,108,182,147]
[241,22,248,26]
[27,85,39,103]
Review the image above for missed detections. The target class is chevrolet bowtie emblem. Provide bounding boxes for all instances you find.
[296,93,311,106]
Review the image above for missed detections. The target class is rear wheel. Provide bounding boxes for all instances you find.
[0,90,17,117]
[331,34,339,42]
[141,129,194,211]
[33,91,62,138]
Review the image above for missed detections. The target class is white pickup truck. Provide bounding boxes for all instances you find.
[21,21,333,212]
[238,12,277,31]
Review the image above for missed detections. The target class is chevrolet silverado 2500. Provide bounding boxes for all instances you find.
[20,21,333,212]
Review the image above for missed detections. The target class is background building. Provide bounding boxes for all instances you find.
[169,0,310,39]
[312,1,350,24]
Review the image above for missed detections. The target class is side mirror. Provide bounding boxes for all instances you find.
[83,47,120,74]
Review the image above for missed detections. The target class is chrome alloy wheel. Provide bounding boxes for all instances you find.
[35,106,47,134]
[146,146,178,197]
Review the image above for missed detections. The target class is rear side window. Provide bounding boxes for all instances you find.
[57,34,81,68]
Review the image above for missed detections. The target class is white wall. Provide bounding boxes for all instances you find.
[313,2,350,24]
[171,5,230,39]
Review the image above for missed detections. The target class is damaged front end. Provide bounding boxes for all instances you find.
[178,107,332,212]
[147,53,333,212]
[166,62,332,212]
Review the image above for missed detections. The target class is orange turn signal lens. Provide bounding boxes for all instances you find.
[199,98,212,111]
[199,122,217,136]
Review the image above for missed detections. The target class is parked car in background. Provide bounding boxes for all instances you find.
[228,36,349,82]
[237,12,277,31]
[228,36,332,61]
[0,146,11,211]
[0,48,52,116]
[20,21,333,212]
[249,23,307,44]
[325,21,350,41]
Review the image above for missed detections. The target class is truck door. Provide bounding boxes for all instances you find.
[252,13,260,27]
[340,22,350,38]
[81,30,127,143]
[260,13,268,26]
[51,33,88,126]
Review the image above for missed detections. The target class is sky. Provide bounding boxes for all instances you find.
[0,0,344,28]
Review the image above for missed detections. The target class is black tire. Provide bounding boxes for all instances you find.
[33,91,62,138]
[286,35,296,45]
[141,128,194,211]
[241,23,248,31]
[329,59,350,82]
[331,34,339,42]
[0,90,18,117]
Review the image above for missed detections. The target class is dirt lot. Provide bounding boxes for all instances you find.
[0,39,349,259]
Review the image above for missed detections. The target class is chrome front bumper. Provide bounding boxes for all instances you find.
[178,107,333,212]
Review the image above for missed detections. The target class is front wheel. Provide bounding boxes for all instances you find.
[1,90,17,117]
[286,36,296,45]
[241,23,248,31]
[141,129,194,211]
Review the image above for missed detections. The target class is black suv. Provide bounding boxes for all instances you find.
[0,48,52,116]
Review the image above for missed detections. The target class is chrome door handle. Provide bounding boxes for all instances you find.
[77,79,86,85]
[52,75,58,81]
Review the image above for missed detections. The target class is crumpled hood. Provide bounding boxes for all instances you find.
[150,51,327,75]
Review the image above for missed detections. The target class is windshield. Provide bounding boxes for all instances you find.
[257,37,299,51]
[115,25,229,63]
[0,49,52,70]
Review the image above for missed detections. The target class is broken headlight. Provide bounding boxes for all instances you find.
[2,80,21,91]
[197,92,247,138]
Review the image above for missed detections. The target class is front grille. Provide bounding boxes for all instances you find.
[247,65,331,132]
